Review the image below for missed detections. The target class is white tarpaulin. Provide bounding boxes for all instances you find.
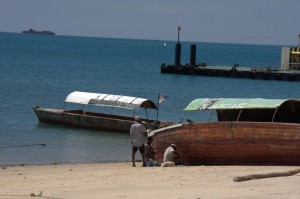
[65,91,157,110]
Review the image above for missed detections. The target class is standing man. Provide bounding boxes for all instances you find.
[130,116,146,167]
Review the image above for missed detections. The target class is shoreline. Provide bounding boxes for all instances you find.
[0,159,132,168]
[1,162,300,199]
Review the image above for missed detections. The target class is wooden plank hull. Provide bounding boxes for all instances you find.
[150,122,300,165]
[33,106,170,132]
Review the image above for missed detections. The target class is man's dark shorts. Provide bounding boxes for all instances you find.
[132,145,145,153]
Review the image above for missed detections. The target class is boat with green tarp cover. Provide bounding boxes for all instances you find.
[33,91,174,132]
[149,98,300,165]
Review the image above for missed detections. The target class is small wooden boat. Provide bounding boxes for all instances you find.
[149,98,300,165]
[33,91,173,132]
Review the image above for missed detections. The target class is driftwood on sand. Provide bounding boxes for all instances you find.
[233,168,300,182]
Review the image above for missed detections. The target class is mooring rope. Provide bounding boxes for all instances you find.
[0,144,46,148]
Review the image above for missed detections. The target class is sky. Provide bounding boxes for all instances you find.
[0,0,299,45]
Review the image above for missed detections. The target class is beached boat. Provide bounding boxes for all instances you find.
[149,98,300,165]
[33,91,173,132]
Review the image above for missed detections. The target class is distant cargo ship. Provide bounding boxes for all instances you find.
[22,29,55,35]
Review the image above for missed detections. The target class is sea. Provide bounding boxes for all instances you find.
[0,32,299,166]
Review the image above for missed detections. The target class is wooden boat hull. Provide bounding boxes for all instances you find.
[33,106,170,132]
[150,122,300,165]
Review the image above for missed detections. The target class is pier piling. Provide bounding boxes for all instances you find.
[190,44,196,66]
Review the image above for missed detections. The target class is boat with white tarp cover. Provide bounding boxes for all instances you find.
[33,91,174,132]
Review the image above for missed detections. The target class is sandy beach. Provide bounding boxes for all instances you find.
[1,162,299,199]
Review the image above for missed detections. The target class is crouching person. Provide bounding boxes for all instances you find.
[144,137,160,167]
[161,144,181,167]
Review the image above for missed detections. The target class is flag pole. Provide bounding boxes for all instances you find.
[156,92,160,121]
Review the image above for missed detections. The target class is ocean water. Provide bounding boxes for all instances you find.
[0,32,299,166]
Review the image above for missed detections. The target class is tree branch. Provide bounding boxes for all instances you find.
[233,168,300,182]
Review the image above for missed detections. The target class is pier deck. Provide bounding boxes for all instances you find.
[161,64,300,81]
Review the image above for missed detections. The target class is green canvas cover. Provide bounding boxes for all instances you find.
[184,98,287,111]
[183,98,300,123]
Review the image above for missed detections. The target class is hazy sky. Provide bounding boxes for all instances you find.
[0,0,299,45]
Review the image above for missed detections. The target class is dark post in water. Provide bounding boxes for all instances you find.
[190,44,197,66]
[175,44,181,65]
[175,26,181,66]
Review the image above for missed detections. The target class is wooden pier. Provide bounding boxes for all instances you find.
[161,32,300,82]
[161,64,300,81]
